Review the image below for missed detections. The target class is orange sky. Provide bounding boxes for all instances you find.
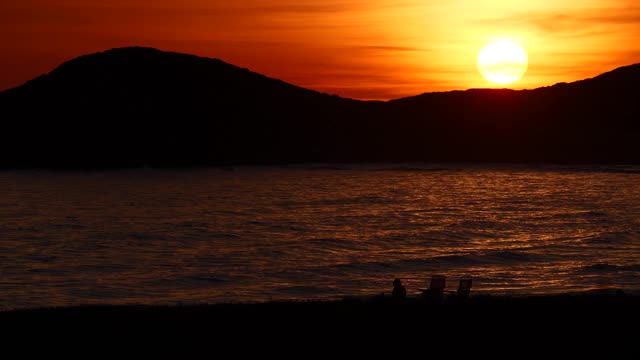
[1,0,639,99]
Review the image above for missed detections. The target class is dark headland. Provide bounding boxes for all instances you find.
[0,47,638,168]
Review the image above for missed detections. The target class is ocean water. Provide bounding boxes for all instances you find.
[1,165,639,310]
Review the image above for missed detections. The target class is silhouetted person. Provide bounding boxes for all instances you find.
[392,278,407,301]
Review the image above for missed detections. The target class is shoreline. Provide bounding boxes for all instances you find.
[3,292,637,319]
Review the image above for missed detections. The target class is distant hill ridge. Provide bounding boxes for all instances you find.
[1,46,638,168]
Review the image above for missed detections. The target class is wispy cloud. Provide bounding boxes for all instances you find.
[355,45,425,52]
[249,3,361,14]
[475,7,640,36]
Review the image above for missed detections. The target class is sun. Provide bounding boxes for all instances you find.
[477,40,528,85]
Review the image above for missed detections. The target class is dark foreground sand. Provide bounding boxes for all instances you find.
[2,294,637,354]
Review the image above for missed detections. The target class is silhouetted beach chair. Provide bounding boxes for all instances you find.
[419,275,446,301]
[456,276,473,298]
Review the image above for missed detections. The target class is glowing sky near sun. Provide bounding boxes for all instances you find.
[1,0,639,99]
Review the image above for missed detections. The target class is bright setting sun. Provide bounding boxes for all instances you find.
[477,40,528,85]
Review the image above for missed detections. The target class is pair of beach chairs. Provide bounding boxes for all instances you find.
[419,275,472,301]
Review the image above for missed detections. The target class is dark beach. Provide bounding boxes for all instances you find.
[3,294,637,339]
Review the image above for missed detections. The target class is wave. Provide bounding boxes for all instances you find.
[546,165,640,174]
[448,220,514,232]
[45,223,87,230]
[582,263,640,272]
[285,164,640,174]
[274,285,342,295]
[142,274,230,288]
[580,232,636,244]
[275,196,394,208]
[187,275,227,283]
[298,195,394,207]
[269,237,370,259]
[544,210,610,220]
[305,249,545,274]
[435,250,541,264]
[303,237,362,249]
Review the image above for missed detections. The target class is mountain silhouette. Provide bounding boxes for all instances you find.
[0,47,638,168]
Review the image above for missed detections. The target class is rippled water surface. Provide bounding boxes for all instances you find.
[1,165,639,309]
